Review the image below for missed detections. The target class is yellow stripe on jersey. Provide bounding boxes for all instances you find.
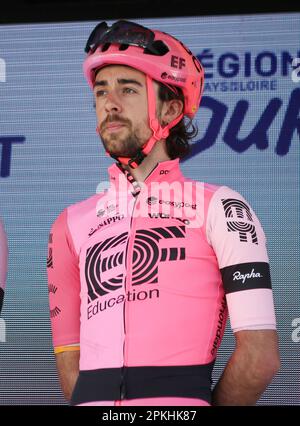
[54,345,80,354]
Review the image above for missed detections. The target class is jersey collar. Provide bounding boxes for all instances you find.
[108,158,183,195]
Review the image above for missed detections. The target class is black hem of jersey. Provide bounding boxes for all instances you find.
[71,362,214,406]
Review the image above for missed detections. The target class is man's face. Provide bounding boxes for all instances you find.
[94,65,157,158]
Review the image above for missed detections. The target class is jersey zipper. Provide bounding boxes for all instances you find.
[119,163,159,400]
[120,191,139,400]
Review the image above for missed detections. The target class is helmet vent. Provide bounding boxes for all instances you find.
[144,40,169,56]
[101,42,111,52]
[119,44,129,51]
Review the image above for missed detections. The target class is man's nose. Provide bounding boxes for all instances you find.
[104,92,122,113]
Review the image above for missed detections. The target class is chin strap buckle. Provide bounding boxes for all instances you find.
[127,149,146,169]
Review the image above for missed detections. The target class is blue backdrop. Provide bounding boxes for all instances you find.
[0,13,299,405]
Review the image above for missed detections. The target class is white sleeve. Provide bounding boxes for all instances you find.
[206,186,277,332]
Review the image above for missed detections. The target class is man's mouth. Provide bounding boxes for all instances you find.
[104,121,126,133]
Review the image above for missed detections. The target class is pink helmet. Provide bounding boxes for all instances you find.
[83,20,204,117]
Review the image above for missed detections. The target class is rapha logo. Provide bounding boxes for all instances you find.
[233,269,263,284]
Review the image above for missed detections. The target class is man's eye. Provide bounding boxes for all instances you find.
[95,90,106,97]
[123,87,136,94]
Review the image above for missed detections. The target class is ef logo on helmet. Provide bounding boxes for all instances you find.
[171,55,186,69]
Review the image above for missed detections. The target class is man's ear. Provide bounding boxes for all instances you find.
[160,99,184,126]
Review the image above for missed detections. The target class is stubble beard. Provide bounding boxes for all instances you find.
[101,131,143,158]
[99,115,148,158]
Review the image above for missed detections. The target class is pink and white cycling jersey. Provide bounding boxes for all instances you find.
[0,218,8,314]
[47,158,276,406]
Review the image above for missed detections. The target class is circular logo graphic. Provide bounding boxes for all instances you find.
[147,196,158,205]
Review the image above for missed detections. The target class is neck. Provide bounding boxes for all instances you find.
[121,139,172,182]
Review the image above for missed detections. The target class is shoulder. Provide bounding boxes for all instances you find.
[209,184,248,200]
[182,175,222,194]
[181,174,251,219]
[183,175,247,208]
[205,184,260,226]
[50,191,106,231]
[207,185,258,219]
[189,180,250,208]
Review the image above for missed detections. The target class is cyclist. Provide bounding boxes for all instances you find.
[47,20,280,406]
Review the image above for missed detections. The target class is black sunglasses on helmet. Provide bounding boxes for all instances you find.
[85,20,156,54]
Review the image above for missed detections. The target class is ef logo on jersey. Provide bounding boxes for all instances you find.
[221,198,258,244]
